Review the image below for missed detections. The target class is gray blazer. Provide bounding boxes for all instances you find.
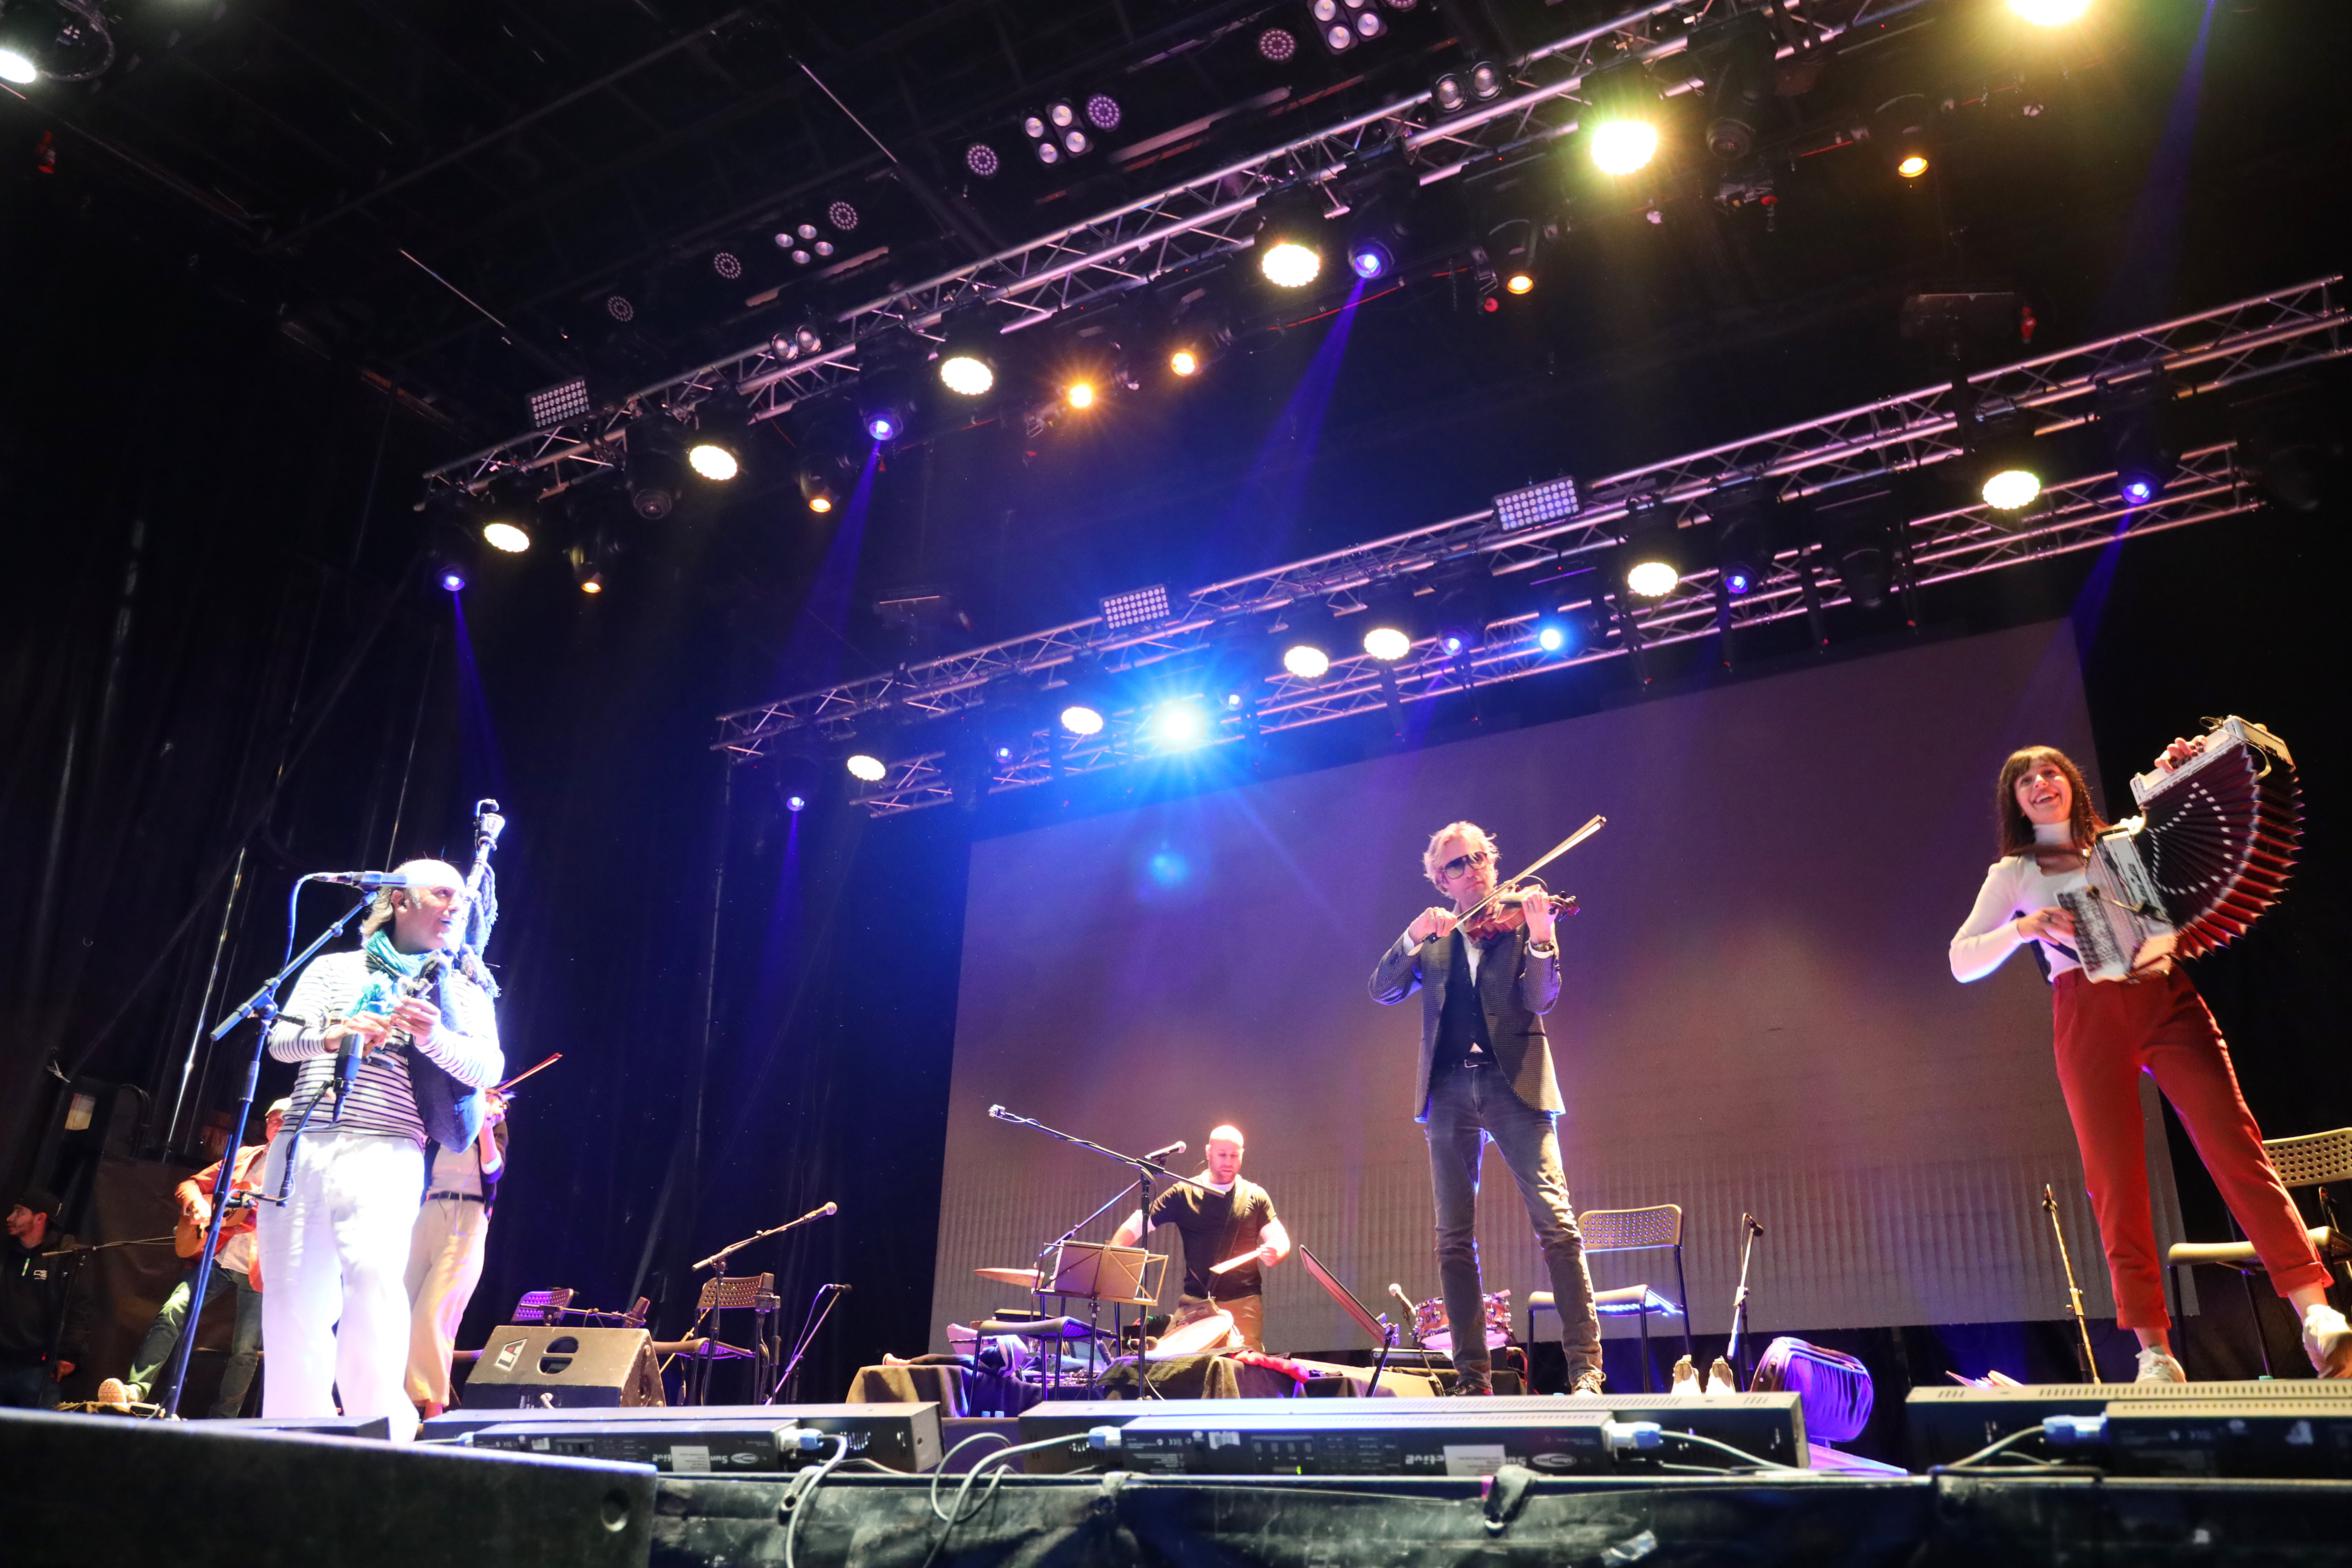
[1369,926,1563,1124]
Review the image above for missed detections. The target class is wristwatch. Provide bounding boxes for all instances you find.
[1526,938,1558,958]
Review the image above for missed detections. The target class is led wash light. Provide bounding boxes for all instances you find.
[1588,118,1659,177]
[1260,240,1322,289]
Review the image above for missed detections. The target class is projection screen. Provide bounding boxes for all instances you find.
[929,620,2189,1352]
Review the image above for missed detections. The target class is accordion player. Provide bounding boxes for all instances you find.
[2059,716,2301,982]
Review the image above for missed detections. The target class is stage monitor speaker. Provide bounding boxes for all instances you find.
[1,1407,653,1568]
[463,1324,662,1409]
[426,1401,945,1473]
[1019,1393,1805,1474]
[209,1414,392,1439]
[1906,1380,2352,1470]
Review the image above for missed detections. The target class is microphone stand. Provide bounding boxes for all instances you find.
[2042,1185,2101,1383]
[1724,1213,1765,1390]
[767,1283,851,1405]
[689,1210,832,1406]
[990,1109,1218,1401]
[157,894,369,1419]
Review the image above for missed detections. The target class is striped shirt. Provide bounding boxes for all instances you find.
[268,948,503,1146]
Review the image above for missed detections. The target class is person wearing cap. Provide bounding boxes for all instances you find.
[257,858,503,1442]
[1,1187,88,1407]
[96,1099,287,1415]
[404,1085,510,1417]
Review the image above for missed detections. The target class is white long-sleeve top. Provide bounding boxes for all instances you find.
[1949,821,2088,984]
[267,948,503,1144]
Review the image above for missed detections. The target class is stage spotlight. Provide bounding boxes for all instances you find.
[1469,61,1504,100]
[1874,95,1934,182]
[1086,93,1121,131]
[1358,587,1419,661]
[686,433,740,482]
[1361,623,1411,661]
[1504,270,1535,296]
[2100,381,2176,508]
[1622,513,1684,598]
[1981,465,2041,511]
[1260,26,1298,62]
[1279,603,1336,679]
[797,460,838,515]
[0,1,109,84]
[776,755,822,814]
[939,352,993,397]
[1260,237,1322,289]
[1059,700,1105,737]
[1430,574,1496,656]
[0,46,33,87]
[1534,619,1570,653]
[863,401,907,443]
[1433,71,1467,114]
[965,142,1000,178]
[1149,696,1213,751]
[566,537,610,595]
[845,751,888,784]
[1063,379,1098,410]
[1705,21,1775,163]
[2009,0,2091,25]
[1708,480,1778,596]
[438,566,467,593]
[1588,117,1659,177]
[1169,347,1201,378]
[481,518,531,554]
[1063,128,1091,156]
[625,417,685,520]
[1349,237,1394,280]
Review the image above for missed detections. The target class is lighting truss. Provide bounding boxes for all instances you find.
[711,276,2348,814]
[424,0,1932,498]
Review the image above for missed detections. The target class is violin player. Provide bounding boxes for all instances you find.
[1368,820,1604,1397]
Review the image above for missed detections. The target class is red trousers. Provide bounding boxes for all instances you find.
[2052,965,2329,1329]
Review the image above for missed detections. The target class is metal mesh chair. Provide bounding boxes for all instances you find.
[2165,1126,2352,1375]
[1526,1203,1693,1392]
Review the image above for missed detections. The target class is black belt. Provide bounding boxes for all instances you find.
[425,1191,487,1204]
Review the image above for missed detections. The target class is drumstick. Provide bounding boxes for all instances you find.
[492,1052,562,1096]
[1209,1249,1262,1275]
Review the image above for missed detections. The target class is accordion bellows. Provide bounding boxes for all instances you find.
[2064,717,2301,981]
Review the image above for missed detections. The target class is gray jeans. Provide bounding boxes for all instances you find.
[1426,1059,1601,1380]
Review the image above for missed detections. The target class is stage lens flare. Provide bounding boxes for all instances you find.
[1260,239,1322,288]
[1588,118,1660,176]
[1150,698,1212,750]
[1059,702,1106,737]
[1064,380,1098,410]
[481,520,532,554]
[846,752,888,783]
[2009,0,2091,24]
[1625,558,1679,598]
[1982,466,2042,511]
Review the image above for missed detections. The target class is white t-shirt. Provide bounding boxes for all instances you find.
[1949,821,2091,983]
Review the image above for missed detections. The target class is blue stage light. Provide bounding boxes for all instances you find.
[439,568,467,593]
[785,792,808,813]
[1350,239,1393,280]
[1150,697,1212,750]
[1535,620,1568,653]
[1724,567,1752,595]
[2120,474,2158,505]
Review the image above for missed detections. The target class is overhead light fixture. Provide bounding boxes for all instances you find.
[937,319,999,398]
[1169,347,1201,378]
[1085,93,1121,132]
[686,432,740,482]
[776,754,823,814]
[1259,26,1299,62]
[1350,237,1394,281]
[1469,60,1504,100]
[1534,618,1571,653]
[1621,508,1684,598]
[2099,379,2176,508]
[1148,695,1213,752]
[1280,612,1335,680]
[1432,71,1467,114]
[1099,584,1173,632]
[1063,379,1098,410]
[2008,0,2091,25]
[797,459,838,515]
[863,401,906,443]
[1058,700,1106,737]
[625,416,685,520]
[1704,21,1775,163]
[965,142,1000,178]
[1056,655,1112,736]
[528,377,592,430]
[1707,480,1779,596]
[1260,237,1322,289]
[1494,475,1581,533]
[1357,586,1420,662]
[1974,422,2045,512]
[1981,463,2042,512]
[481,518,532,554]
[1504,270,1535,296]
[0,1,111,85]
[1874,95,1934,182]
[567,534,613,596]
[845,751,888,784]
[1584,66,1663,177]
[1429,573,1498,656]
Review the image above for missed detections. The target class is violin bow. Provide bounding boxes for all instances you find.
[491,1052,562,1097]
[1454,814,1607,928]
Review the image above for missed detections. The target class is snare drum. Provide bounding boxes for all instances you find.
[1410,1290,1512,1353]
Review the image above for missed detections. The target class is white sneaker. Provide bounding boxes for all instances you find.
[2302,1303,2352,1379]
[2134,1346,2187,1385]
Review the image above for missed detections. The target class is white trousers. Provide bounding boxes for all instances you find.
[404,1196,490,1407]
[256,1129,424,1441]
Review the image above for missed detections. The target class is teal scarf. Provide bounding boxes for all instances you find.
[358,931,434,1023]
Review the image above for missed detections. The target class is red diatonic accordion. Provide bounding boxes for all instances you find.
[2059,717,2302,982]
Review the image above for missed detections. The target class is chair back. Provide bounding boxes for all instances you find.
[1580,1204,1683,1254]
[2263,1128,2352,1190]
[697,1271,776,1313]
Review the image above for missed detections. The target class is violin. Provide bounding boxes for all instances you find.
[1461,882,1580,947]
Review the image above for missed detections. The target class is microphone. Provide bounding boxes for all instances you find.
[1743,1212,1766,1236]
[805,1202,839,1222]
[1143,1140,1187,1162]
[310,871,411,890]
[1386,1282,1415,1312]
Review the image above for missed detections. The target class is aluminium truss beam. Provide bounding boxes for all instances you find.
[825,440,2263,816]
[423,0,1928,496]
[711,274,2348,777]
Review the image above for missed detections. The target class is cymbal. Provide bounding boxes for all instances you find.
[974,1266,1041,1287]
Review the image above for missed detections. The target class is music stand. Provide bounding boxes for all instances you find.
[1042,1242,1162,1390]
[1298,1245,1403,1396]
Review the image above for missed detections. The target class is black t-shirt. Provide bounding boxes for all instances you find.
[1147,1177,1278,1302]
